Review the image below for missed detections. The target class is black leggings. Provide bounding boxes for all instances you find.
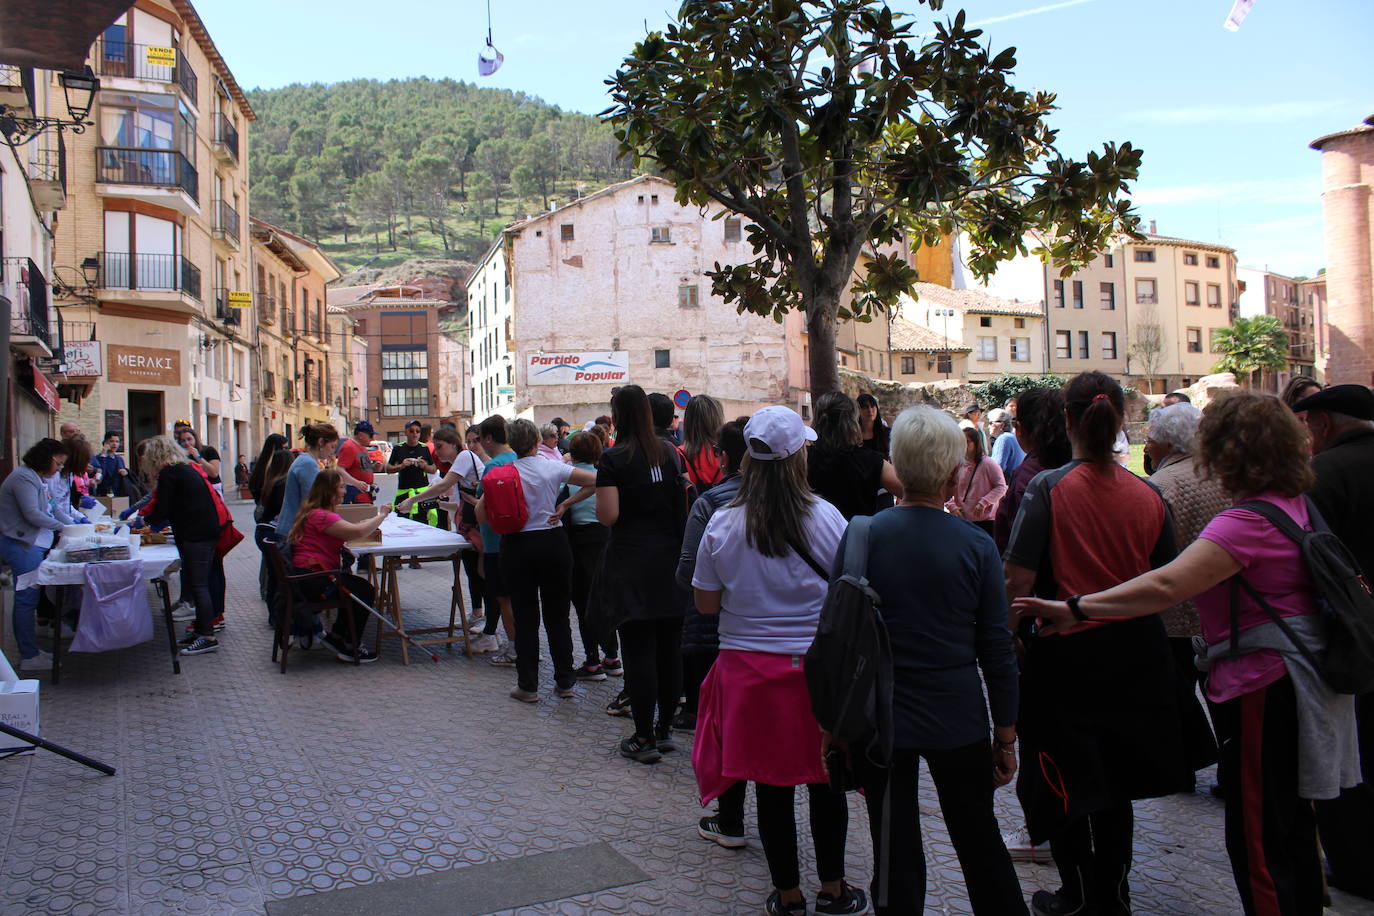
[460,547,483,614]
[566,523,617,662]
[294,570,373,642]
[1050,801,1135,913]
[500,528,575,691]
[862,743,1027,915]
[619,616,682,738]
[682,649,717,716]
[756,782,849,892]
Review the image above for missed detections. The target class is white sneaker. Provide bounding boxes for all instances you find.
[488,647,518,667]
[171,600,196,621]
[18,651,53,672]
[467,616,486,633]
[44,620,76,639]
[469,634,500,653]
[1003,826,1053,863]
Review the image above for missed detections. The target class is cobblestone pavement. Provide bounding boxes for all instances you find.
[3,497,1373,915]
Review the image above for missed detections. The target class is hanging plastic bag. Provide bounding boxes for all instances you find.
[70,559,153,653]
[478,41,504,76]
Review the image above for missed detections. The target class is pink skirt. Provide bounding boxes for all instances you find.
[692,648,827,806]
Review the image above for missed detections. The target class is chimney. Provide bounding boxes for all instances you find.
[1149,219,1158,235]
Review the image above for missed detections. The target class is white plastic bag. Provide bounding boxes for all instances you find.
[70,559,152,652]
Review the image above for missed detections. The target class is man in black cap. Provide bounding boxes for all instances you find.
[1292,382,1374,901]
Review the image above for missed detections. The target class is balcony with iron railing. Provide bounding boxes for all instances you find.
[257,292,277,325]
[99,252,201,302]
[213,288,241,327]
[2,257,56,356]
[262,370,277,401]
[27,130,66,211]
[96,146,198,210]
[93,38,198,102]
[0,65,34,115]
[213,199,240,248]
[282,380,296,405]
[212,113,239,163]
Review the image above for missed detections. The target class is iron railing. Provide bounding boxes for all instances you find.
[96,146,198,200]
[257,293,276,324]
[213,112,238,161]
[93,39,199,101]
[214,288,241,326]
[214,198,240,244]
[99,251,201,300]
[262,371,277,401]
[29,130,66,187]
[2,257,53,351]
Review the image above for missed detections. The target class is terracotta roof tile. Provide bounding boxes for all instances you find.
[889,317,971,352]
[906,282,1043,318]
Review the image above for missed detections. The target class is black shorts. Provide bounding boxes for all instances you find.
[482,551,507,601]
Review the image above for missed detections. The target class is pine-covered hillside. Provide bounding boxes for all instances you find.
[246,78,635,269]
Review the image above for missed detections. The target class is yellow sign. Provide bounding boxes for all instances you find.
[146,46,176,67]
[228,291,253,309]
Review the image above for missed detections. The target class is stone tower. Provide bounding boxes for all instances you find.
[1312,117,1374,386]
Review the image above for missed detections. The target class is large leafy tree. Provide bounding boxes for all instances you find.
[1212,314,1289,388]
[604,0,1144,397]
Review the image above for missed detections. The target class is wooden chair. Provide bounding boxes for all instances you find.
[261,538,361,673]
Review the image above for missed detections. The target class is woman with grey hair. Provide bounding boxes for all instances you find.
[537,423,566,462]
[850,405,1025,915]
[1146,402,1227,782]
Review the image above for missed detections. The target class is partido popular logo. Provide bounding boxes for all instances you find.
[528,352,629,384]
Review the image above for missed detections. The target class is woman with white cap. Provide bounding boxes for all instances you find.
[692,406,867,916]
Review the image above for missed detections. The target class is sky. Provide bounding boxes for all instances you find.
[197,0,1374,277]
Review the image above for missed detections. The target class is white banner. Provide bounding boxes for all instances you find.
[526,351,630,386]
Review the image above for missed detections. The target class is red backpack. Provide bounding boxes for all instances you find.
[482,463,528,535]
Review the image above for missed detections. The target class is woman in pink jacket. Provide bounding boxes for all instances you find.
[948,426,1007,536]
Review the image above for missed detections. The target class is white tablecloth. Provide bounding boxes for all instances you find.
[345,515,470,559]
[17,544,181,589]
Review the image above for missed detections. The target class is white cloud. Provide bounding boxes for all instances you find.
[1133,178,1319,207]
[969,0,1098,27]
[1125,100,1349,126]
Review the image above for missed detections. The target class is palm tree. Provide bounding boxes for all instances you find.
[1212,315,1289,388]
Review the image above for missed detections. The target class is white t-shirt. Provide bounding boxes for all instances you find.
[512,455,574,533]
[450,449,485,487]
[692,499,848,655]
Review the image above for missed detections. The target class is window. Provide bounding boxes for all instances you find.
[650,226,671,243]
[977,336,997,361]
[560,223,574,241]
[1099,282,1116,310]
[1078,330,1090,359]
[1134,249,1155,262]
[678,285,699,308]
[637,195,644,204]
[936,353,952,375]
[651,194,659,204]
[901,356,915,374]
[1014,318,1026,328]
[380,348,427,381]
[1135,278,1157,304]
[1187,327,1203,353]
[1055,330,1071,359]
[1104,253,1115,268]
[979,316,992,328]
[382,387,428,417]
[1101,331,1118,359]
[1053,279,1065,308]
[1185,281,1200,306]
[1206,255,1220,268]
[1072,280,1084,309]
[654,349,671,368]
[1011,337,1031,362]
[1183,252,1199,266]
[1207,283,1222,308]
[724,217,741,242]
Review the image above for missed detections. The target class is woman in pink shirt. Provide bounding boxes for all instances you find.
[1014,392,1360,916]
[948,426,1007,536]
[286,469,392,663]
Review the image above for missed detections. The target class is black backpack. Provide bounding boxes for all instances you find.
[803,516,894,764]
[1231,497,1374,695]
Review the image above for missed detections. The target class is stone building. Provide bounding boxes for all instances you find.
[897,282,1046,382]
[49,0,257,461]
[1311,117,1374,386]
[1237,266,1322,385]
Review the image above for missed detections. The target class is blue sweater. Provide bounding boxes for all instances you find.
[275,453,321,536]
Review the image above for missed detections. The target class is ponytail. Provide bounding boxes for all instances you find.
[1063,371,1124,465]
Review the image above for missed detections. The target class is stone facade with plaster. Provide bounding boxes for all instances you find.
[1312,119,1374,386]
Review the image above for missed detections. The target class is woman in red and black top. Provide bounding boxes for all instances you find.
[681,394,724,490]
[1003,372,1191,916]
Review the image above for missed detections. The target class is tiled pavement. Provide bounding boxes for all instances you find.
[3,497,1373,915]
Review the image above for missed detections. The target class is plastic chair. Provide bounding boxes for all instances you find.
[261,539,360,673]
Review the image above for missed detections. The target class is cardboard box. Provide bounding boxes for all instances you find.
[339,504,383,547]
[0,680,40,755]
[96,496,130,516]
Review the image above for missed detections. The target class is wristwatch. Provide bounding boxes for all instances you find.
[1066,594,1090,622]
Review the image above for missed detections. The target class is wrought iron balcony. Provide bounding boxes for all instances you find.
[96,146,198,201]
[2,257,54,355]
[99,251,201,300]
[213,199,240,247]
[212,113,239,162]
[214,289,241,326]
[93,38,198,102]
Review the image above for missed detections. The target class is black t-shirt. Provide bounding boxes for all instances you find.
[596,441,680,540]
[808,445,885,520]
[389,442,432,491]
[199,444,222,484]
[145,462,220,541]
[862,422,890,458]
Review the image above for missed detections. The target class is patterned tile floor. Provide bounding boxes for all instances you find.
[3,497,1372,915]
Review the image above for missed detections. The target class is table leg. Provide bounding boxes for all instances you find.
[450,552,471,658]
[381,557,408,666]
[50,586,62,686]
[154,578,181,675]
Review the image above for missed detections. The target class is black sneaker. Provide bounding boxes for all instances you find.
[601,656,624,676]
[575,663,607,681]
[697,815,746,849]
[654,725,677,753]
[765,891,807,916]
[606,690,632,717]
[179,635,219,656]
[815,881,869,915]
[672,710,697,732]
[618,734,661,764]
[1031,890,1090,916]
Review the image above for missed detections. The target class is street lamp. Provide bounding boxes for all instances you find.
[933,307,956,379]
[0,66,100,145]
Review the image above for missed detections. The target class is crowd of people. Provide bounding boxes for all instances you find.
[4,371,1371,916]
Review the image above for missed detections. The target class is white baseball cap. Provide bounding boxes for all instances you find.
[744,406,817,461]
